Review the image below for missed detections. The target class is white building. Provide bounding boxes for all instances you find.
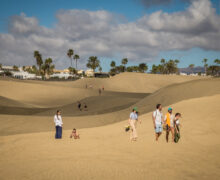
[11,71,36,79]
[1,66,14,71]
[77,70,84,76]
[85,69,94,77]
[50,72,74,79]
[180,73,187,76]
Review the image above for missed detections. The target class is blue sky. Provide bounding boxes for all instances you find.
[0,0,220,71]
[1,0,219,30]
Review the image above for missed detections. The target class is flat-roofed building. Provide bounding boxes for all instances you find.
[1,66,14,71]
[77,70,84,76]
[11,71,36,79]
[53,69,70,73]
[85,69,94,77]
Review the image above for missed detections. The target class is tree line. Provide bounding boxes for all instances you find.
[0,48,219,77]
[31,51,55,77]
[188,58,220,76]
[109,58,148,75]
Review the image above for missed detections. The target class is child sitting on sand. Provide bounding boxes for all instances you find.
[70,128,80,139]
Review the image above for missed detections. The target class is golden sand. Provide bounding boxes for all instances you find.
[0,73,219,180]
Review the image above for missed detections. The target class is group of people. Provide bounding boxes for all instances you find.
[54,110,80,139]
[54,104,182,143]
[129,104,181,143]
[85,84,105,96]
[77,101,88,111]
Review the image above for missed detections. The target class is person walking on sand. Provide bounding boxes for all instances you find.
[129,107,141,141]
[77,101,82,111]
[54,110,63,139]
[164,107,175,143]
[152,104,163,141]
[174,113,181,143]
[99,88,102,96]
[84,103,88,111]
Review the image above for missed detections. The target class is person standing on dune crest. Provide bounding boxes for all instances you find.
[152,104,163,141]
[129,107,141,141]
[54,110,63,139]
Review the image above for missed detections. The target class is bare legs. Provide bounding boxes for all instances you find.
[155,132,162,141]
[130,120,137,141]
[166,127,174,142]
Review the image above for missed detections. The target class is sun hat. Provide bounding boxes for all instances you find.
[133,107,138,112]
[168,107,172,111]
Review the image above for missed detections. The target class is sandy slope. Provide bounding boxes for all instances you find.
[0,77,219,136]
[39,72,206,93]
[0,73,205,102]
[0,95,219,180]
[0,80,99,107]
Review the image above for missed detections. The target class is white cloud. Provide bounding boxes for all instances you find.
[0,0,219,69]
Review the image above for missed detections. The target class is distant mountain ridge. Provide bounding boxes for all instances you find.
[179,66,205,74]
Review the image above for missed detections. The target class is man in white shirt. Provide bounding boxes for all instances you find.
[152,104,163,141]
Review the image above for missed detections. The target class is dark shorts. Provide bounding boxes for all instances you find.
[166,124,170,131]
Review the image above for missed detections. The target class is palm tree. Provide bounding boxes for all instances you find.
[110,61,116,68]
[42,58,54,78]
[68,67,77,75]
[189,64,195,74]
[174,59,180,64]
[22,66,26,71]
[74,54,80,69]
[138,63,148,73]
[166,60,178,74]
[13,65,19,71]
[214,59,220,65]
[34,51,43,74]
[160,58,166,74]
[202,58,208,75]
[151,64,158,74]
[34,51,39,59]
[32,65,37,74]
[121,58,128,72]
[86,56,100,72]
[67,49,74,68]
[98,66,102,73]
[174,59,180,73]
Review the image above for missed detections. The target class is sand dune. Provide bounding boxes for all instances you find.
[0,95,219,180]
[0,80,98,107]
[0,91,148,116]
[0,96,33,107]
[0,73,219,180]
[134,78,220,114]
[45,72,206,93]
[0,74,218,136]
